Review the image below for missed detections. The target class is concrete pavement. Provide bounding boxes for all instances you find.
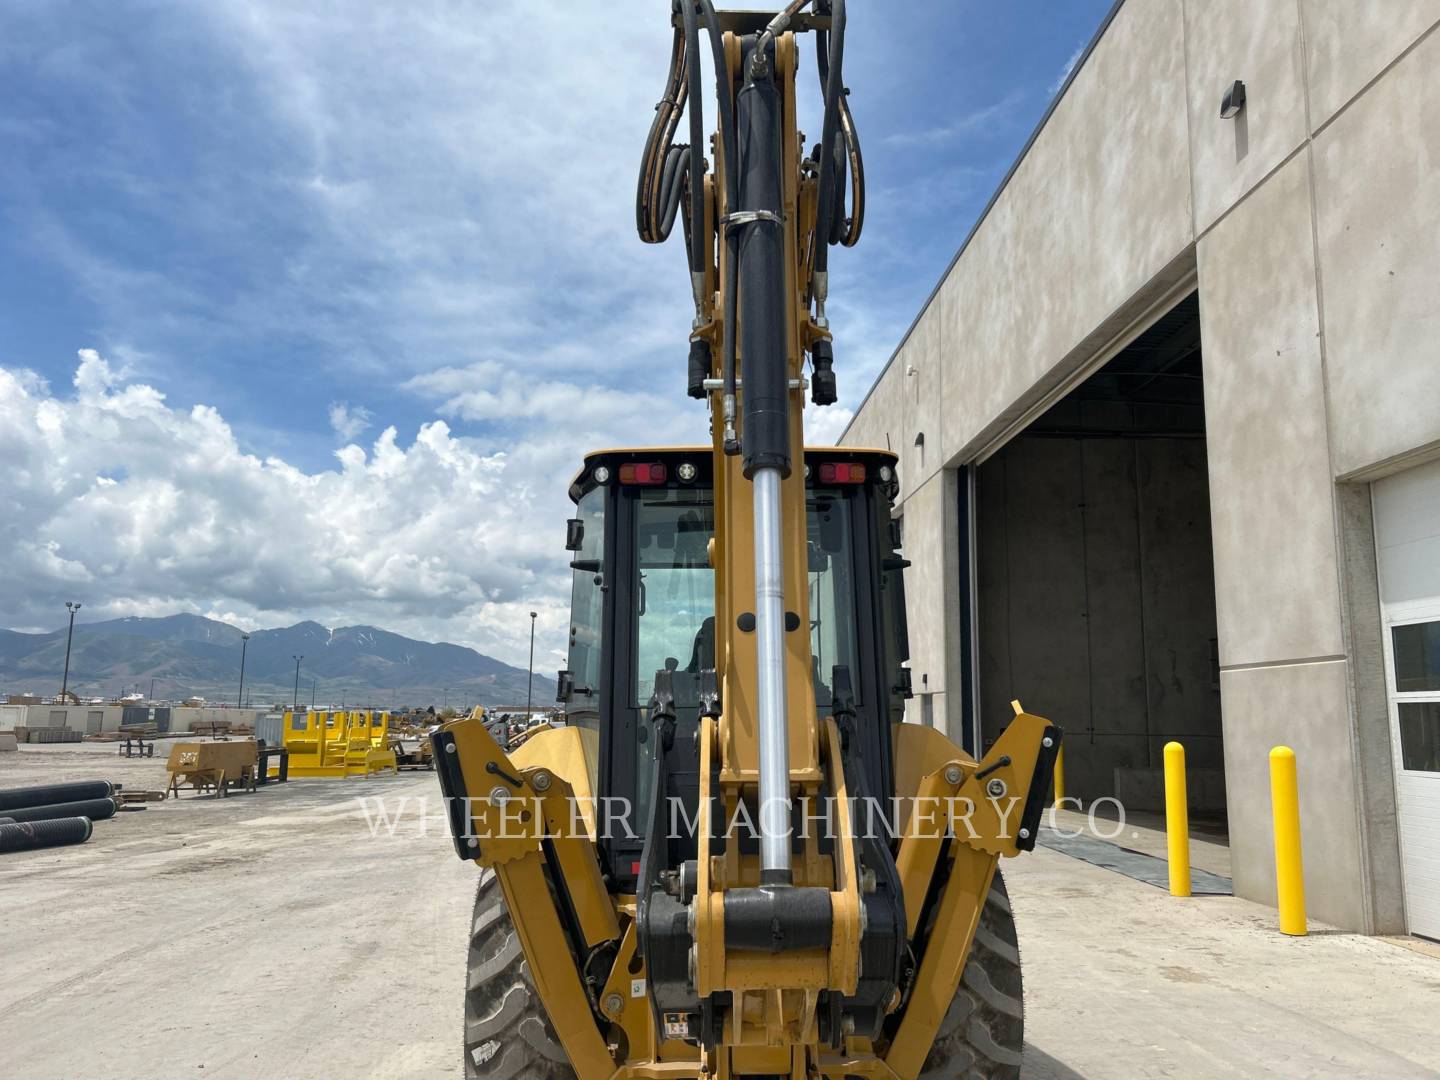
[2,744,1437,1078]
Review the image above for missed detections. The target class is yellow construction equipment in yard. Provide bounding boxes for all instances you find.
[279,709,396,777]
[434,4,1061,1077]
[165,739,259,797]
[343,710,397,776]
[281,709,347,777]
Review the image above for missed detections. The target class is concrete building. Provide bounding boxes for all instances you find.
[0,703,268,735]
[842,0,1440,936]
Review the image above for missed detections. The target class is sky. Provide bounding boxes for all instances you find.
[0,0,1112,669]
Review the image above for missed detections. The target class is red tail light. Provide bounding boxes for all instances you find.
[818,462,866,484]
[619,462,668,485]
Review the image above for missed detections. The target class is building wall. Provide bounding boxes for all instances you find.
[842,0,1440,931]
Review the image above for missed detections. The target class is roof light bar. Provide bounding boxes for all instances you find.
[619,462,668,485]
[817,462,866,484]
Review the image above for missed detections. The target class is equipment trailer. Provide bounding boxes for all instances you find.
[434,5,1060,1077]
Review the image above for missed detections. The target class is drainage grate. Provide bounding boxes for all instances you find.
[1036,827,1233,896]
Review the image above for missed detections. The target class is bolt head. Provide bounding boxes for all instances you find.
[445,742,457,754]
[986,778,1007,799]
[1042,736,1053,748]
[1019,827,1031,840]
[943,764,963,785]
[530,770,552,793]
[604,992,624,1017]
[488,785,510,805]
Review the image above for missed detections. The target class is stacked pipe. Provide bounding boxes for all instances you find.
[0,780,116,853]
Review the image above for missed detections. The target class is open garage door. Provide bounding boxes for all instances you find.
[972,293,1225,823]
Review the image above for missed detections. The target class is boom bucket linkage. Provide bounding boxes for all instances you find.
[434,5,1062,1078]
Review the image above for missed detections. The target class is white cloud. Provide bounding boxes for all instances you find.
[804,400,855,447]
[327,400,371,441]
[882,90,1028,148]
[0,351,585,666]
[1051,42,1087,95]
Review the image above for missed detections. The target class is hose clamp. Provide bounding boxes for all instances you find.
[722,210,785,228]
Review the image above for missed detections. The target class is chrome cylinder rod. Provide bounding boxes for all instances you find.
[753,466,792,882]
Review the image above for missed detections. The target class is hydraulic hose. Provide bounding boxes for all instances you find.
[812,0,847,278]
[814,0,864,249]
[636,19,693,248]
[680,1,706,280]
[637,5,710,281]
[696,0,743,453]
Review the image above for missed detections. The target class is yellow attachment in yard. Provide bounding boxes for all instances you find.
[282,709,348,777]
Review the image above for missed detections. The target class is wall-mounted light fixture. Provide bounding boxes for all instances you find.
[1220,80,1246,119]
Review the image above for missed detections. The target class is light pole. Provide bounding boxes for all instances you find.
[237,632,250,709]
[60,601,81,701]
[311,679,317,708]
[525,610,537,720]
[292,655,304,710]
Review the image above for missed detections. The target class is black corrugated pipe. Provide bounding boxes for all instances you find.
[0,816,93,854]
[4,797,118,824]
[0,779,114,813]
[736,38,791,479]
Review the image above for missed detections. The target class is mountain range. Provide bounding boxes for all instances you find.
[0,614,555,709]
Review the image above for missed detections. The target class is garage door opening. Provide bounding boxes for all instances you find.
[972,292,1226,829]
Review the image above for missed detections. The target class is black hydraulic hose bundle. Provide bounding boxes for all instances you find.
[3,797,119,824]
[636,1,860,426]
[812,0,864,254]
[635,21,691,246]
[637,2,709,270]
[0,816,93,854]
[0,779,115,812]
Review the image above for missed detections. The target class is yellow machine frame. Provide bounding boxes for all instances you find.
[436,13,1060,1079]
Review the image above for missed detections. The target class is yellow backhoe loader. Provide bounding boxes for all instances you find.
[433,4,1061,1077]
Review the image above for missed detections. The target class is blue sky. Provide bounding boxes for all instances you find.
[0,1,1111,666]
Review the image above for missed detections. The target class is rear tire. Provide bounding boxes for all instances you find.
[918,870,1025,1080]
[464,869,577,1080]
[463,869,1024,1078]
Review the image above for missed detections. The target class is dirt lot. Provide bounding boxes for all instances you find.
[3,742,1439,1079]
[0,742,472,1079]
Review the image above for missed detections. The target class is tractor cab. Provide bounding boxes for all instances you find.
[557,446,911,888]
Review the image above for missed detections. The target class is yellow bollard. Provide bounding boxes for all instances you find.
[1270,746,1307,936]
[1053,743,1066,809]
[1164,741,1191,897]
